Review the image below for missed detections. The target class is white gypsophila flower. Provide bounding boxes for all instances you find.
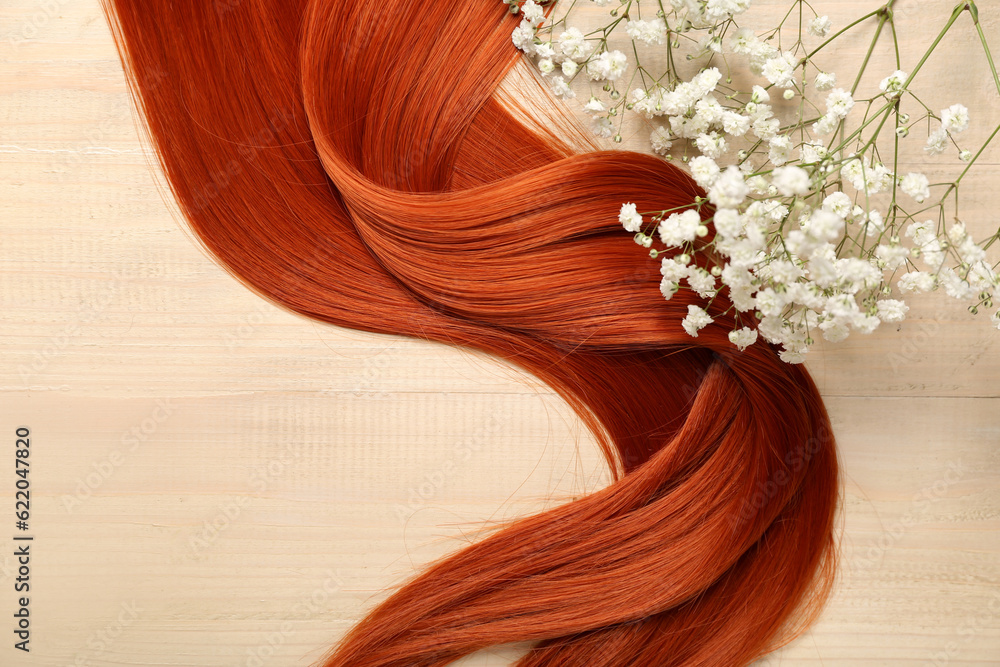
[625,18,667,46]
[854,313,882,334]
[941,103,970,133]
[583,97,606,114]
[900,172,931,203]
[689,155,721,189]
[756,259,801,287]
[708,166,749,208]
[864,209,885,237]
[548,75,574,99]
[660,278,679,300]
[561,60,578,77]
[772,165,811,196]
[538,58,555,75]
[749,41,780,73]
[587,50,628,81]
[693,67,723,95]
[660,257,689,281]
[836,257,881,293]
[822,192,853,218]
[695,96,725,124]
[992,310,1000,330]
[755,287,788,317]
[808,15,832,37]
[731,284,757,312]
[958,236,987,265]
[804,211,845,243]
[687,266,717,298]
[939,267,978,300]
[682,304,713,337]
[639,234,653,248]
[746,174,770,195]
[671,115,709,139]
[699,33,724,54]
[898,271,936,293]
[521,0,545,25]
[557,27,592,62]
[949,221,969,244]
[925,127,949,155]
[807,246,839,287]
[842,156,892,194]
[729,327,759,351]
[705,0,752,23]
[730,27,757,54]
[695,132,727,159]
[783,229,813,257]
[762,51,798,88]
[905,219,936,247]
[535,42,555,59]
[800,141,829,164]
[879,70,908,97]
[743,101,769,122]
[590,0,613,6]
[819,317,852,343]
[721,111,751,137]
[659,209,702,247]
[768,135,793,166]
[786,281,826,310]
[752,117,781,141]
[750,85,771,103]
[824,292,859,324]
[967,261,996,291]
[875,244,910,270]
[591,116,613,137]
[815,71,836,91]
[813,113,840,136]
[825,88,855,119]
[619,203,642,233]
[876,299,909,323]
[650,126,672,155]
[755,315,785,346]
[779,347,807,364]
[511,21,537,54]
[630,88,654,117]
[670,116,708,139]
[714,209,743,238]
[919,238,946,269]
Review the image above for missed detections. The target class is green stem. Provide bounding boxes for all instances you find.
[804,3,889,61]
[851,10,890,96]
[943,2,1000,191]
[899,2,968,91]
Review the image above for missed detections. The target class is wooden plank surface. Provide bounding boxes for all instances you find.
[1,0,998,665]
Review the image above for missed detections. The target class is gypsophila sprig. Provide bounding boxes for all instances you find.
[509,0,1000,362]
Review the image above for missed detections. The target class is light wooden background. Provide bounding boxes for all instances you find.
[1,0,999,665]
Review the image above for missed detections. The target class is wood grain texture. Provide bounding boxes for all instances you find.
[1,0,998,665]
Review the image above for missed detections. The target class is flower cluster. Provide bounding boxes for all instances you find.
[512,0,1000,362]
